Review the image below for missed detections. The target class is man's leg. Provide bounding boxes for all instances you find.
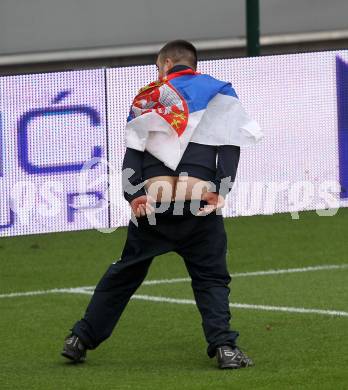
[70,217,174,350]
[175,212,239,358]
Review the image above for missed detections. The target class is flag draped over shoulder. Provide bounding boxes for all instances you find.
[125,68,263,170]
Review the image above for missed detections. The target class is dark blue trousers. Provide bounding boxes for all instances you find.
[72,200,239,358]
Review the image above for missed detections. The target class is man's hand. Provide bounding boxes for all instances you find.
[197,192,225,216]
[130,195,156,218]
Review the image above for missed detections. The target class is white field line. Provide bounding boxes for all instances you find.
[1,264,347,298]
[0,287,347,317]
[0,287,90,299]
[132,294,348,318]
[0,263,348,317]
[142,264,348,286]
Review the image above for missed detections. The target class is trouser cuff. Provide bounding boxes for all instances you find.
[71,321,97,350]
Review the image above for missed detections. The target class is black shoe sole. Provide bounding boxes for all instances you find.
[61,351,86,363]
[219,365,246,369]
[219,361,254,369]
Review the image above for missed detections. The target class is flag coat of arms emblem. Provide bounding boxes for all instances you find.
[125,68,263,170]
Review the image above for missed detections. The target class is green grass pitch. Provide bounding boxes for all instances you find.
[0,209,348,389]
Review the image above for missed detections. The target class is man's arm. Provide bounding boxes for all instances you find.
[198,145,240,216]
[122,147,155,218]
[213,145,241,198]
[121,147,147,203]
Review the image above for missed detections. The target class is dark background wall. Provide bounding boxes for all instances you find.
[1,0,347,55]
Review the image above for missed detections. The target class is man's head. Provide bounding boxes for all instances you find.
[156,40,197,79]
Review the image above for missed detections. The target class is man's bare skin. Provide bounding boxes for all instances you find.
[131,175,225,218]
[144,175,213,202]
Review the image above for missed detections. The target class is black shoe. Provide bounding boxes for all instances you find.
[216,345,254,369]
[61,334,87,363]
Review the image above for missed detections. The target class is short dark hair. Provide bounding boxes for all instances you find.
[158,40,197,69]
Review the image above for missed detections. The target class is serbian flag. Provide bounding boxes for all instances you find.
[125,68,263,170]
